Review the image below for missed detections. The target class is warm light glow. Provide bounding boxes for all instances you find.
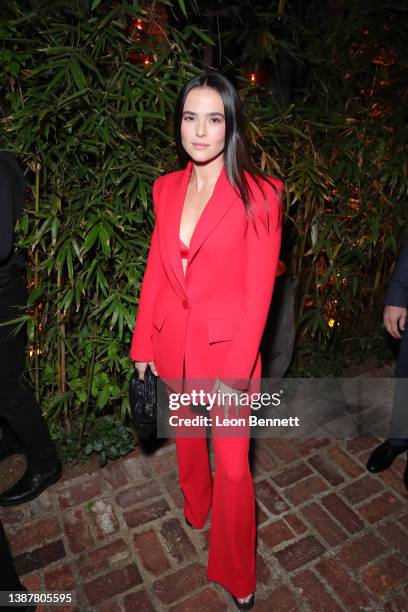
[328,318,335,328]
[29,347,42,357]
[369,102,389,119]
[136,18,143,30]
[250,73,256,84]
[372,48,397,66]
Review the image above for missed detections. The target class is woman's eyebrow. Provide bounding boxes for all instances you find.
[182,111,225,117]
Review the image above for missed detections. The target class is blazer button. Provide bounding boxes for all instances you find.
[182,299,189,309]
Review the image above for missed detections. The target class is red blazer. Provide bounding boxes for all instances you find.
[130,160,283,392]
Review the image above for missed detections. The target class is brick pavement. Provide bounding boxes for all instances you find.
[1,430,408,612]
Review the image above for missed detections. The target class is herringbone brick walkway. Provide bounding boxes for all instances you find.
[1,430,408,611]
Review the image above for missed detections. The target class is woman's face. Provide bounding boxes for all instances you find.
[180,86,226,164]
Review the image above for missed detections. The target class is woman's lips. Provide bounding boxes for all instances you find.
[192,143,210,149]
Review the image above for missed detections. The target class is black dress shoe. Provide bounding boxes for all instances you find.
[0,441,24,462]
[232,593,255,610]
[366,439,408,473]
[0,462,62,507]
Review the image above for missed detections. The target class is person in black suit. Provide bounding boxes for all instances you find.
[367,239,408,489]
[0,151,61,506]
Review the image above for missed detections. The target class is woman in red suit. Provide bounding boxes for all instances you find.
[130,71,283,609]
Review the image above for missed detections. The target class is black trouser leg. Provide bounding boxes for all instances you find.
[0,414,21,447]
[0,276,58,471]
[0,384,59,470]
[388,328,408,438]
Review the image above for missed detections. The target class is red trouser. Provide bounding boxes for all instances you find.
[175,426,256,598]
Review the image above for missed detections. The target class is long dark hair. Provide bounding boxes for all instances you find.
[173,71,282,231]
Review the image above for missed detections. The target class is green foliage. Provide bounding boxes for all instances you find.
[286,331,395,378]
[238,1,408,355]
[56,414,136,466]
[0,0,210,435]
[0,0,406,447]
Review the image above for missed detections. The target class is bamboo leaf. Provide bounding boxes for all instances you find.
[83,224,101,253]
[177,0,187,18]
[190,25,214,45]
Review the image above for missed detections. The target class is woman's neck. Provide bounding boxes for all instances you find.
[190,155,224,192]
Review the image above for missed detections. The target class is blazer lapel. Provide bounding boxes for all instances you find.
[164,161,193,294]
[188,165,239,263]
[165,160,240,293]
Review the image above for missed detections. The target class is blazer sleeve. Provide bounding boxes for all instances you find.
[220,178,283,390]
[384,238,408,309]
[129,178,166,362]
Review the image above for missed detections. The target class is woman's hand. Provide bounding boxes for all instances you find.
[134,361,158,380]
[212,378,244,419]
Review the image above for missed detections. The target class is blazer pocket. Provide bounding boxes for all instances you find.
[207,316,239,343]
[153,302,170,331]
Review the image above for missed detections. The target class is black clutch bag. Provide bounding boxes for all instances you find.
[129,366,158,439]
